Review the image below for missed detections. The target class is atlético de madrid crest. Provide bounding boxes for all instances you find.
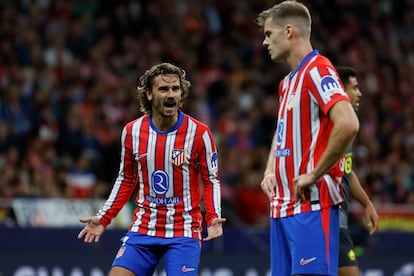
[171,149,186,166]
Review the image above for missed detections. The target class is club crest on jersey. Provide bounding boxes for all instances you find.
[172,149,186,166]
[116,246,126,259]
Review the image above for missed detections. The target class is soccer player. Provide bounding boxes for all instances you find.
[77,62,226,276]
[256,1,360,275]
[335,66,379,276]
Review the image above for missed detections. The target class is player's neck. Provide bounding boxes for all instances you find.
[151,113,179,132]
[288,40,313,72]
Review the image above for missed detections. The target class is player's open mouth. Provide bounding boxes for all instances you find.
[164,101,177,108]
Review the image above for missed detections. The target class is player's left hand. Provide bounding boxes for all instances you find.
[203,217,226,241]
[364,203,379,235]
[77,216,105,243]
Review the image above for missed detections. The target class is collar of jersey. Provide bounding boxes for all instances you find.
[289,49,319,80]
[149,110,184,134]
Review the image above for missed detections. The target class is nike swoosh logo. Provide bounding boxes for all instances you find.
[300,257,317,265]
[181,266,195,272]
[287,93,299,110]
[135,153,147,160]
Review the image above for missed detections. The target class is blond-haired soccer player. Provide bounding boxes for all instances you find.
[257,1,359,275]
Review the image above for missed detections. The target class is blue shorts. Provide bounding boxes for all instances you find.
[112,232,201,276]
[270,207,339,276]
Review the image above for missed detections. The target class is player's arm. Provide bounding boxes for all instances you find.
[261,132,276,198]
[78,125,137,243]
[349,170,379,235]
[199,128,226,241]
[294,100,359,201]
[313,100,359,179]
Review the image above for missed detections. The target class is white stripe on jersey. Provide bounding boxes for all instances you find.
[164,131,176,238]
[324,174,342,204]
[182,118,197,237]
[146,126,158,237]
[165,132,175,197]
[310,185,320,211]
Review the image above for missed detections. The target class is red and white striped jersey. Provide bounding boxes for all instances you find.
[271,50,349,218]
[97,111,222,239]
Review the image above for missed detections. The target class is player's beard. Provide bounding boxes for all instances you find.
[154,98,179,118]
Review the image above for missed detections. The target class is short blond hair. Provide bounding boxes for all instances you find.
[256,0,311,38]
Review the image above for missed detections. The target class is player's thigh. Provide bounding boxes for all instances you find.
[110,266,136,276]
[338,266,360,276]
[339,228,358,268]
[163,237,201,276]
[112,242,159,276]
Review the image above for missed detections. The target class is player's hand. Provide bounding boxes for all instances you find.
[203,217,226,241]
[364,203,379,235]
[260,173,275,198]
[293,173,317,202]
[77,216,105,243]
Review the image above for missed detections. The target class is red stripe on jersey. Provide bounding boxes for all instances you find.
[154,133,167,237]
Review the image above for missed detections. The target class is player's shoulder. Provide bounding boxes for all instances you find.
[123,114,148,130]
[315,53,333,64]
[184,113,211,131]
[304,54,338,82]
[308,54,335,72]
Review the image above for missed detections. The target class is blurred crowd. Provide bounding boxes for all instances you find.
[0,0,413,227]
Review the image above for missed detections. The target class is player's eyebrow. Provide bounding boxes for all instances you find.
[158,85,180,91]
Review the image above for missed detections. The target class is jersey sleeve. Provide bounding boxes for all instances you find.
[306,62,350,115]
[97,124,137,228]
[197,126,222,227]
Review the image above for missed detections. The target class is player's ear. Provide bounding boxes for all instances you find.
[285,24,293,39]
[146,89,152,101]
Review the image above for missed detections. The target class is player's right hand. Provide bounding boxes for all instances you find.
[77,216,105,243]
[260,173,275,198]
